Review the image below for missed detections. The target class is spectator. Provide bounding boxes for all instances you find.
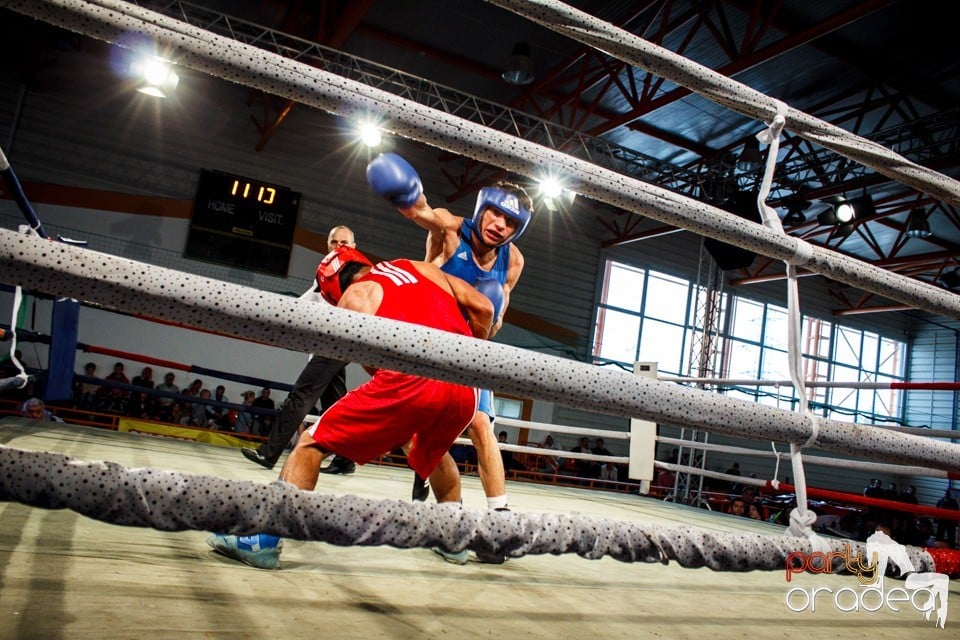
[72,361,99,410]
[599,460,619,484]
[251,387,275,436]
[209,384,231,429]
[568,436,592,479]
[154,372,180,421]
[20,397,63,422]
[497,430,522,472]
[655,467,676,496]
[936,488,959,547]
[728,497,747,517]
[725,462,742,493]
[99,387,129,415]
[101,361,130,398]
[747,503,764,521]
[591,437,612,478]
[535,433,561,473]
[128,366,154,418]
[234,390,257,435]
[189,388,212,427]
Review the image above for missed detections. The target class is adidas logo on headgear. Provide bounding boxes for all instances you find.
[501,194,520,214]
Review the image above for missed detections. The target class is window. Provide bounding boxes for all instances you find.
[592,258,907,425]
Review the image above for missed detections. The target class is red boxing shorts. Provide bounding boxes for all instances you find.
[308,370,478,479]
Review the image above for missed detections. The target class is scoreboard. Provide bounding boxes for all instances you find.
[185,169,300,276]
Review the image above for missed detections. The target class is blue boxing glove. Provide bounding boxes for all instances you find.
[366,153,423,208]
[474,278,505,324]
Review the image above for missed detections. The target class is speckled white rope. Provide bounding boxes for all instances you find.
[3,0,960,320]
[0,444,936,573]
[486,0,960,208]
[2,227,959,474]
[655,435,953,479]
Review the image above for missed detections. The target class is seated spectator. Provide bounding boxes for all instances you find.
[728,497,747,517]
[600,461,619,483]
[154,372,180,420]
[72,362,99,410]
[497,430,522,472]
[180,378,204,416]
[591,437,612,478]
[20,397,63,422]
[725,462,742,493]
[251,387,275,436]
[233,390,256,435]
[747,503,764,521]
[100,361,130,399]
[208,384,231,429]
[190,388,212,427]
[98,387,129,415]
[654,468,676,496]
[127,366,155,418]
[535,433,561,473]
[569,436,592,478]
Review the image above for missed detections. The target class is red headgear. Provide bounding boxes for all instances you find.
[316,246,373,304]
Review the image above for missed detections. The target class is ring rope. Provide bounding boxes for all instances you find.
[0,444,938,574]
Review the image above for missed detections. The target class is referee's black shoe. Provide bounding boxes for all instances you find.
[320,456,356,475]
[241,447,277,471]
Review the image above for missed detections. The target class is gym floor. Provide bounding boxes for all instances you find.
[0,417,956,639]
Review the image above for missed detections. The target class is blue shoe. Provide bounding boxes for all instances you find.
[207,533,283,570]
[432,546,469,565]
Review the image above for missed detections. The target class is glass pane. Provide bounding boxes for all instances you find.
[834,327,861,365]
[638,319,685,374]
[878,338,904,376]
[760,348,789,380]
[726,340,761,379]
[604,261,645,312]
[595,308,640,364]
[494,397,523,419]
[731,298,764,341]
[764,305,789,350]
[644,272,688,323]
[860,334,878,374]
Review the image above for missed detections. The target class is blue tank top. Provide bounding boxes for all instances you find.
[440,219,511,286]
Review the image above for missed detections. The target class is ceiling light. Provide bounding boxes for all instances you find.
[502,41,535,86]
[834,201,855,224]
[905,207,933,239]
[132,55,179,97]
[781,194,811,226]
[736,138,762,172]
[357,122,382,147]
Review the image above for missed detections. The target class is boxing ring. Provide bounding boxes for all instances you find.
[0,0,959,636]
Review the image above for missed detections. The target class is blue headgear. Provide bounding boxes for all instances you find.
[472,187,531,247]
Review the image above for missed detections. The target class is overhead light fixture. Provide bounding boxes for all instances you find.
[502,41,535,86]
[356,121,382,147]
[131,55,179,97]
[816,199,856,239]
[844,193,876,221]
[736,138,762,172]
[941,268,960,290]
[905,207,933,239]
[781,194,811,226]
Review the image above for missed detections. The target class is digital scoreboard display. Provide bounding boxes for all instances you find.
[185,169,300,276]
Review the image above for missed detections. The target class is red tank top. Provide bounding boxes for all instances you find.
[358,260,473,338]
